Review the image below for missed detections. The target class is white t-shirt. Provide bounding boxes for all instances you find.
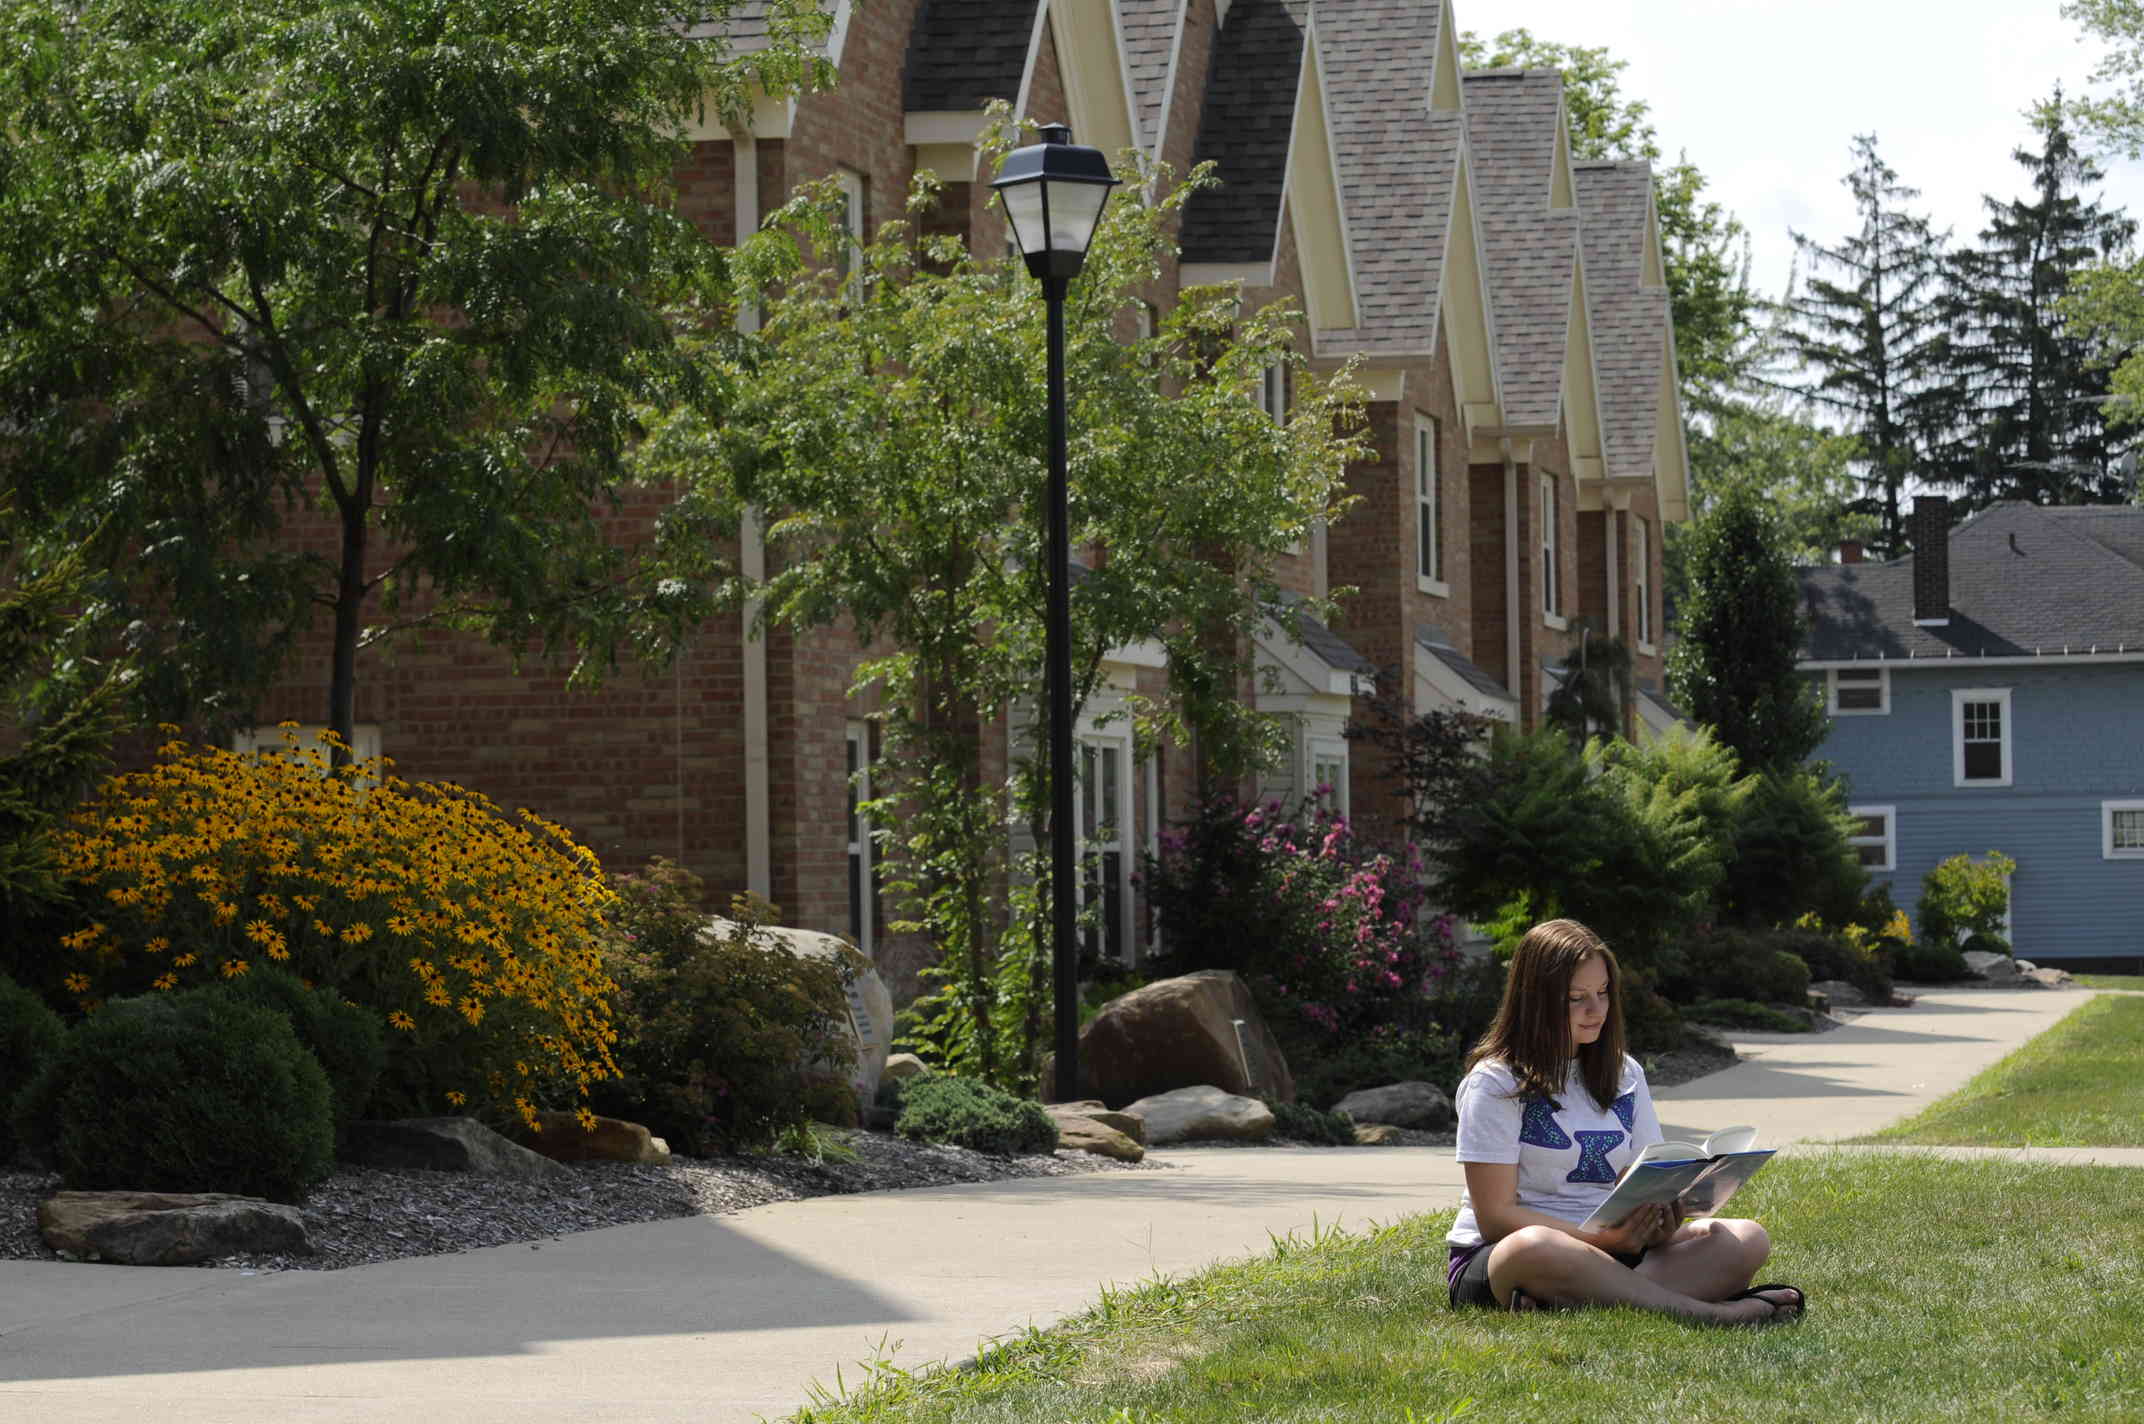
[1446,1054,1663,1250]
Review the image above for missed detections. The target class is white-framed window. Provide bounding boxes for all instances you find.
[1828,666,1891,716]
[1256,354,1288,422]
[1141,750,1164,956]
[1539,472,1562,623]
[2104,800,2144,859]
[1416,414,1446,593]
[233,724,383,784]
[1847,805,1896,871]
[1309,736,1350,819]
[1952,687,2013,788]
[1077,733,1134,965]
[1632,516,1653,648]
[845,721,878,955]
[1133,300,1156,343]
[835,166,866,303]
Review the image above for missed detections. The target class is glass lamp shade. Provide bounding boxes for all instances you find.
[992,124,1119,281]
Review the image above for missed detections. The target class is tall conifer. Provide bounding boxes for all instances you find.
[1786,135,1956,557]
[1940,94,2136,509]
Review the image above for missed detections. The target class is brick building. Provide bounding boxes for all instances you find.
[248,0,1689,998]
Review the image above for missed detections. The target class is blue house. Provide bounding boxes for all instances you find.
[1798,496,2144,968]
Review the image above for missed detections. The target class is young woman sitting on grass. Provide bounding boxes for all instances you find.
[1445,918,1806,1324]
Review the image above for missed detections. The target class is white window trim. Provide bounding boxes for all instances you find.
[845,721,876,957]
[233,724,383,786]
[835,166,866,304]
[1847,804,1896,872]
[2104,799,2144,859]
[1415,414,1449,596]
[1141,752,1162,957]
[1075,729,1136,965]
[1952,687,2013,788]
[1633,516,1656,654]
[1307,735,1350,819]
[1539,472,1564,628]
[1828,666,1892,716]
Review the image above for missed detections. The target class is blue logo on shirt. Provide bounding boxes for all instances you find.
[1568,1130,1624,1184]
[1519,1097,1572,1149]
[1613,1092,1636,1131]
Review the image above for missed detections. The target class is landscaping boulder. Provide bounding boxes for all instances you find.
[1058,970,1293,1109]
[1963,951,2021,984]
[2016,959,2075,988]
[706,917,894,1108]
[1353,1123,1401,1146]
[39,1191,310,1266]
[1122,1085,1274,1145]
[520,1112,671,1165]
[1046,1111,1145,1163]
[1332,1081,1455,1130]
[1810,978,1871,1007]
[343,1117,570,1181]
[881,1053,931,1085]
[1047,1099,1147,1145]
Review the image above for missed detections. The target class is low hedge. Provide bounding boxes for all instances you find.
[895,1075,1057,1156]
[0,973,65,1164]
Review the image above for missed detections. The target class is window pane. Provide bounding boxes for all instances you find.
[1103,851,1124,959]
[1856,844,1887,867]
[1101,745,1120,832]
[2115,810,2144,850]
[848,859,863,942]
[1837,684,1883,710]
[1853,814,1886,840]
[846,738,860,841]
[1963,740,2004,780]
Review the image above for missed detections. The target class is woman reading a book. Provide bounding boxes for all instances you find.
[1444,919,1805,1324]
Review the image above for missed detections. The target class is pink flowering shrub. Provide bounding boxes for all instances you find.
[1139,793,1461,1042]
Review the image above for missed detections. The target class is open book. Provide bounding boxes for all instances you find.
[1579,1126,1775,1230]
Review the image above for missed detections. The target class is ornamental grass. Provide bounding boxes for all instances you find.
[51,727,618,1128]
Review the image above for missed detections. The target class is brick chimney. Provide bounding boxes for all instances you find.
[1839,539,1864,565]
[1910,496,1951,626]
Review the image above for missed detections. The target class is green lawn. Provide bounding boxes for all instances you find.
[785,1153,2144,1424]
[1858,994,2144,1148]
[2074,973,2144,991]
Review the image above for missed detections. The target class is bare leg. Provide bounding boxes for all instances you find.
[1486,1226,1787,1325]
[1634,1218,1770,1303]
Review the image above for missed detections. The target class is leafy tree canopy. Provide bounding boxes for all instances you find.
[0,0,832,750]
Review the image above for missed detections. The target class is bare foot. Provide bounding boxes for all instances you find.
[1716,1285,1804,1326]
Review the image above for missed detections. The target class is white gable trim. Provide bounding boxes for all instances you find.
[1281,15,1359,331]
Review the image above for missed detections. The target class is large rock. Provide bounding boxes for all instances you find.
[1964,951,2022,983]
[1122,1085,1274,1145]
[1062,971,1293,1109]
[706,917,895,1109]
[1810,978,1872,1007]
[1354,1123,1401,1146]
[520,1112,671,1165]
[1047,1113,1145,1163]
[2019,960,2075,987]
[1048,1099,1147,1145]
[344,1117,570,1181]
[39,1191,310,1266]
[1333,1081,1455,1130]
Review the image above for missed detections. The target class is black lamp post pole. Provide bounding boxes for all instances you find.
[1044,273,1080,1106]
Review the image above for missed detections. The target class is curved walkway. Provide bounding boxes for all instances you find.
[0,986,2110,1423]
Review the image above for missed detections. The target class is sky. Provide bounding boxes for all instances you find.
[1459,0,2144,302]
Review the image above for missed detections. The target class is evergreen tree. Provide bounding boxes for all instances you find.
[1666,483,1827,775]
[1940,94,2136,509]
[1786,135,1958,557]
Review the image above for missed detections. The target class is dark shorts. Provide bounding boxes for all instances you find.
[1446,1240,1649,1310]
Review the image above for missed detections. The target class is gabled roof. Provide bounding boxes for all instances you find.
[1116,0,1185,160]
[1462,68,1582,430]
[1270,592,1377,676]
[1314,0,1459,356]
[1180,0,1306,265]
[903,0,1042,112]
[1799,503,2144,663]
[1572,160,1673,483]
[1417,631,1512,700]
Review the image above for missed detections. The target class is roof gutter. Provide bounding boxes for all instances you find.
[1800,650,2144,670]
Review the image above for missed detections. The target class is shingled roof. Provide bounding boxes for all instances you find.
[1573,160,1669,481]
[1180,0,1307,265]
[1800,503,2144,662]
[1116,0,1183,159]
[1315,0,1457,357]
[903,0,1041,113]
[1463,69,1579,429]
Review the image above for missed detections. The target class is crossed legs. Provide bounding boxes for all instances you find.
[1484,1218,1789,1325]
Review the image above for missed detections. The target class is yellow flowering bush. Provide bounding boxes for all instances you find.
[52,727,618,1128]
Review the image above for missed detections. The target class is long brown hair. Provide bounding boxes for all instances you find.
[1466,918,1627,1110]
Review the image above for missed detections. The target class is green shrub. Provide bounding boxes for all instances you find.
[1774,923,1894,1006]
[1919,852,2016,951]
[1267,1099,1358,1146]
[1720,767,1868,929]
[199,965,383,1144]
[1684,998,1812,1033]
[1288,1024,1466,1111]
[1665,928,1812,1006]
[593,865,857,1155]
[0,972,65,1163]
[1621,971,1685,1058]
[1890,937,1972,983]
[14,990,334,1202]
[895,1074,1057,1156]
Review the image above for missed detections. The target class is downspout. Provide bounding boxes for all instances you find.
[1603,506,1620,641]
[1502,441,1521,716]
[736,133,772,900]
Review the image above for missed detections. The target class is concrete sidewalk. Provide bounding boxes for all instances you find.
[0,985,2110,1424]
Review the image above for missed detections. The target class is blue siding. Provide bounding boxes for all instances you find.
[1813,662,2144,961]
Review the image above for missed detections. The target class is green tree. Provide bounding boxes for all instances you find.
[1667,482,1828,774]
[1940,94,2136,509]
[638,128,1368,1087]
[1784,135,1959,556]
[0,0,832,753]
[1458,28,1757,401]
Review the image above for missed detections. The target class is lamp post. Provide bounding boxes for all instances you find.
[991,124,1119,1104]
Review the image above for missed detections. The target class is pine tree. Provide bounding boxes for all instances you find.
[1939,93,2137,509]
[1786,135,1957,557]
